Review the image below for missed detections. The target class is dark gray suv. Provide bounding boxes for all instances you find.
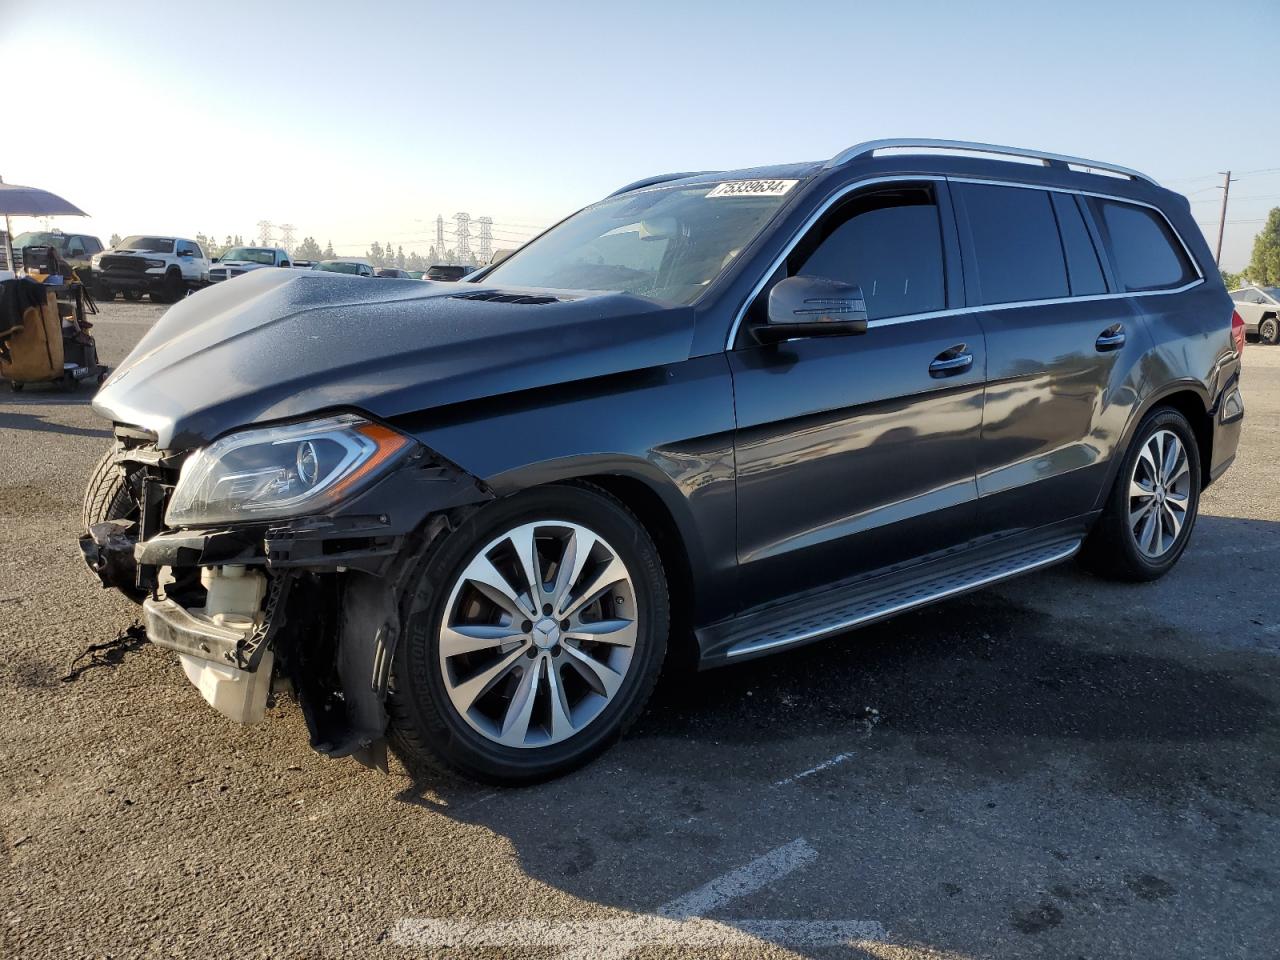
[81,139,1244,783]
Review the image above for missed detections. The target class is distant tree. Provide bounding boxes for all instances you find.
[1246,208,1280,286]
[406,251,426,272]
[1221,268,1246,289]
[368,241,385,266]
[233,234,244,247]
[323,240,335,259]
[427,245,438,263]
[295,236,323,260]
[109,232,122,247]
[396,245,407,269]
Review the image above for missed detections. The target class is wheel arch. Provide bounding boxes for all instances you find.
[1104,383,1214,505]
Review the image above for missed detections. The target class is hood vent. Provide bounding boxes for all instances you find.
[451,290,564,305]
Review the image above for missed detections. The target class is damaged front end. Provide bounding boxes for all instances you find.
[80,418,491,768]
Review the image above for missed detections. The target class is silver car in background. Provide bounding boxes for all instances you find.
[1230,285,1280,344]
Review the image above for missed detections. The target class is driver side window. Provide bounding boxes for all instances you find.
[790,187,946,321]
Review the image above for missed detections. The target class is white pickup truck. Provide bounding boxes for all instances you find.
[91,236,210,303]
[208,246,294,283]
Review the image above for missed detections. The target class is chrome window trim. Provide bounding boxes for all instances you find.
[724,174,1204,350]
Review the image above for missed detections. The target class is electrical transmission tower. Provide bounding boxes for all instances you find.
[477,217,493,263]
[436,215,445,261]
[256,220,274,247]
[277,223,296,254]
[454,212,472,263]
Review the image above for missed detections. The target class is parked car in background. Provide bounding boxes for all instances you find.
[407,270,425,279]
[425,264,472,281]
[1230,285,1280,344]
[10,230,105,279]
[80,139,1243,784]
[209,247,293,283]
[292,259,317,270]
[91,236,210,303]
[314,259,374,277]
[375,267,413,279]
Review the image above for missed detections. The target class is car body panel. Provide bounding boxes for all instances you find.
[1230,285,1280,335]
[92,267,697,451]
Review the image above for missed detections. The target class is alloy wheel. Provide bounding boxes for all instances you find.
[1128,429,1192,559]
[438,520,638,748]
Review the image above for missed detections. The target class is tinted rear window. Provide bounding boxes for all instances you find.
[1095,200,1196,292]
[959,184,1068,305]
[1051,193,1107,295]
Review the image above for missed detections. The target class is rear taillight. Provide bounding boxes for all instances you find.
[1231,309,1246,356]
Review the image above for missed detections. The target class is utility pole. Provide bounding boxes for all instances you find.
[277,223,296,254]
[1214,171,1236,266]
[256,220,274,248]
[436,215,445,262]
[454,212,472,264]
[477,216,493,263]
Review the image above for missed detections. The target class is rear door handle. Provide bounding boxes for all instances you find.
[929,345,973,377]
[1095,324,1126,351]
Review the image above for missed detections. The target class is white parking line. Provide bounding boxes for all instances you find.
[772,752,856,787]
[389,838,886,955]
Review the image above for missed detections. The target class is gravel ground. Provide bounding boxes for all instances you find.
[2,300,1278,959]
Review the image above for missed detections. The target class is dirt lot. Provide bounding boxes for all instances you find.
[2,299,1278,959]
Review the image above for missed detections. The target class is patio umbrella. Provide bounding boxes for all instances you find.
[0,179,89,274]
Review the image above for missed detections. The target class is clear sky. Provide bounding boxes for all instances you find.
[2,0,1276,269]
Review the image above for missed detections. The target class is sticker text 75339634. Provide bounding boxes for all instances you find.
[706,179,798,198]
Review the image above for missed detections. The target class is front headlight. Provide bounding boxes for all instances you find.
[166,414,414,527]
[144,259,165,268]
[90,254,103,268]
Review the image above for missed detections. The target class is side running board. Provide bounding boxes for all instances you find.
[697,536,1082,665]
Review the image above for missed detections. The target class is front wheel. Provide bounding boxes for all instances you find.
[82,449,146,603]
[1081,407,1201,581]
[388,483,669,784]
[1260,317,1279,345]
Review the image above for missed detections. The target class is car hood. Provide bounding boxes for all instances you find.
[102,248,171,257]
[93,267,696,450]
[213,260,271,271]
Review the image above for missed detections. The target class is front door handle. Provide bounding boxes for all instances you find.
[1095,324,1126,351]
[929,344,973,377]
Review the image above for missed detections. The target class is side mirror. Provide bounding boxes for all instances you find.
[756,276,868,345]
[279,261,290,268]
[211,257,220,263]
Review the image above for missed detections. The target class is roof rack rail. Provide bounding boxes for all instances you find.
[825,138,1157,185]
[607,171,720,197]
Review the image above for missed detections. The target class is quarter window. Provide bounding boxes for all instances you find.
[789,187,946,320]
[959,183,1068,305]
[1094,199,1196,292]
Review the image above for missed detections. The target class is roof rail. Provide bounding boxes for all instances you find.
[825,138,1157,185]
[607,171,720,197]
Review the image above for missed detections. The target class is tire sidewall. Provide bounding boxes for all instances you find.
[1262,318,1279,345]
[1111,408,1201,577]
[390,483,668,783]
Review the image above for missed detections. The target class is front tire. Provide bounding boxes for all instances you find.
[82,449,146,603]
[1260,316,1279,345]
[1081,407,1201,582]
[151,271,185,304]
[388,483,669,784]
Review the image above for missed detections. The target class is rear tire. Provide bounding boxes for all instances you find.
[387,482,669,784]
[122,289,144,302]
[1081,407,1201,582]
[1260,316,1279,345]
[82,449,145,603]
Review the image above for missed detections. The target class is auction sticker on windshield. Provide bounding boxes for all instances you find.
[706,179,798,198]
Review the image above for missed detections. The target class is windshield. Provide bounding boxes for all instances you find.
[480,180,798,304]
[221,247,276,264]
[316,261,363,275]
[13,231,66,250]
[119,236,175,253]
[1264,287,1280,302]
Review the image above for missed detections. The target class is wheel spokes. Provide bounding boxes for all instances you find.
[440,623,525,658]
[561,642,625,698]
[461,552,535,619]
[559,554,630,620]
[497,658,542,746]
[566,617,638,648]
[449,645,527,713]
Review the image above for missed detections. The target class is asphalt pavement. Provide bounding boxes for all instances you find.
[2,299,1278,959]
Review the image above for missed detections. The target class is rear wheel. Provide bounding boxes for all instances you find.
[1081,407,1201,582]
[1260,316,1279,345]
[388,483,669,784]
[82,449,145,603]
[122,289,144,302]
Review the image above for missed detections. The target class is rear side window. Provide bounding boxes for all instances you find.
[791,187,946,320]
[1094,199,1196,292]
[1051,193,1107,295]
[959,183,1068,305]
